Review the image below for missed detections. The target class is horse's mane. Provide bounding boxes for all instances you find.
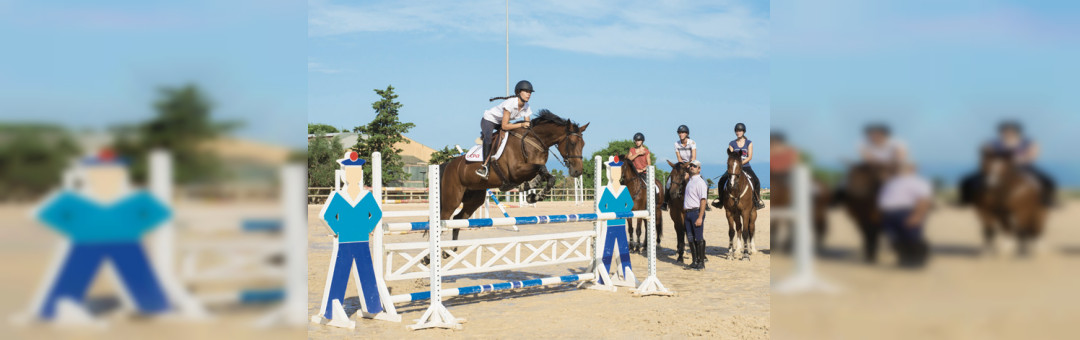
[531,109,575,128]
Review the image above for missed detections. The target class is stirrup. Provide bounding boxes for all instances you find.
[754,199,765,210]
[476,165,489,178]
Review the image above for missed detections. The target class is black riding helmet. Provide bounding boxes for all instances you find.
[771,132,786,143]
[677,125,689,134]
[734,122,746,132]
[514,80,534,97]
[864,123,890,136]
[998,120,1022,134]
[633,132,645,141]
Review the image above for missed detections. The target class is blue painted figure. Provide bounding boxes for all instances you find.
[598,168,634,284]
[35,172,172,319]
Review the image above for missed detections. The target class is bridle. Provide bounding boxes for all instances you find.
[535,124,583,169]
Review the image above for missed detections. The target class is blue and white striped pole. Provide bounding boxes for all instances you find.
[390,273,595,303]
[385,211,649,232]
[487,189,518,231]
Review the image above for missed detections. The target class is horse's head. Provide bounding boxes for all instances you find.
[726,148,743,176]
[981,148,1014,188]
[667,160,689,200]
[532,109,589,177]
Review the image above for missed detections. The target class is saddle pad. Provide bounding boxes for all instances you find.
[464,132,510,163]
[723,171,754,191]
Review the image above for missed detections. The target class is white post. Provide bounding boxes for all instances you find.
[634,165,673,296]
[588,156,608,285]
[373,151,382,205]
[148,149,208,319]
[256,164,308,327]
[773,165,839,293]
[410,165,463,330]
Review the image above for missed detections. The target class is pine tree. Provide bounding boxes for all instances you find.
[352,85,416,186]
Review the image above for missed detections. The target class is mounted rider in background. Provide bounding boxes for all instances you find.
[717,123,765,210]
[960,120,1056,206]
[626,132,652,184]
[662,125,696,211]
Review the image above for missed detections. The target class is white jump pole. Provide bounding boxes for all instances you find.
[634,165,673,296]
[255,164,308,327]
[410,165,464,330]
[772,165,839,294]
[149,150,209,319]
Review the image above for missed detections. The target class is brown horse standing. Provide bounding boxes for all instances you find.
[438,110,589,247]
[974,149,1048,256]
[720,149,758,260]
[836,163,888,263]
[665,160,690,263]
[770,171,831,253]
[615,155,665,254]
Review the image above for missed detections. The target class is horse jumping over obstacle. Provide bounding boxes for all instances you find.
[434,110,589,259]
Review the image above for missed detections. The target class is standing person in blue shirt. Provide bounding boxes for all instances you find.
[684,160,709,270]
[715,123,765,210]
[879,162,933,268]
[662,125,696,211]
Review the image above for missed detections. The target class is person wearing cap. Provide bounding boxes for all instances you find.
[626,132,651,181]
[717,123,765,210]
[662,125,696,211]
[861,123,907,167]
[683,160,708,270]
[477,80,535,178]
[959,120,1056,206]
[878,162,932,268]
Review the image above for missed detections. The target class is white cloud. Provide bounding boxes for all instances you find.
[308,0,768,59]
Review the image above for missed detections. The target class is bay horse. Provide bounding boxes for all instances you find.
[974,149,1048,256]
[770,171,831,254]
[836,162,888,263]
[665,160,690,263]
[434,110,588,258]
[615,155,665,255]
[720,148,758,260]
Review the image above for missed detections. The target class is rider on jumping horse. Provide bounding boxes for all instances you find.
[477,80,535,179]
[959,120,1056,207]
[716,123,765,210]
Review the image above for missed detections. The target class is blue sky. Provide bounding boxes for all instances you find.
[307,0,772,184]
[0,1,307,149]
[770,0,1080,186]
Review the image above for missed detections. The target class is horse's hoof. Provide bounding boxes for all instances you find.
[676,255,684,263]
[420,255,430,266]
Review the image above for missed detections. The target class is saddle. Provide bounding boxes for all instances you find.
[464,131,510,163]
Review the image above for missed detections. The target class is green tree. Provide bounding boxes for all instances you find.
[307,135,344,188]
[0,124,81,200]
[428,145,460,165]
[308,123,341,135]
[112,84,237,184]
[580,139,668,189]
[352,85,416,186]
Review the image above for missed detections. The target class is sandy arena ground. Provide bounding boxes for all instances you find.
[771,199,1080,340]
[307,201,772,338]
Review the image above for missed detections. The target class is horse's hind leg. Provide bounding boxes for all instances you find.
[861,220,881,264]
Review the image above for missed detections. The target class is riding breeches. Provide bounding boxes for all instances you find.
[480,118,501,162]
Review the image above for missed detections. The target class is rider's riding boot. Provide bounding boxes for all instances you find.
[687,239,701,269]
[684,239,696,265]
[754,190,766,210]
[695,241,706,270]
[701,240,708,262]
[476,163,489,178]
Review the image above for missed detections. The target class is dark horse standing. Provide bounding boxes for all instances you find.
[615,155,665,254]
[438,110,589,247]
[719,148,759,260]
[665,160,690,263]
[836,163,889,263]
[972,149,1048,256]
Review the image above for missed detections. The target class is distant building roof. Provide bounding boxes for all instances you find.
[308,132,437,163]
